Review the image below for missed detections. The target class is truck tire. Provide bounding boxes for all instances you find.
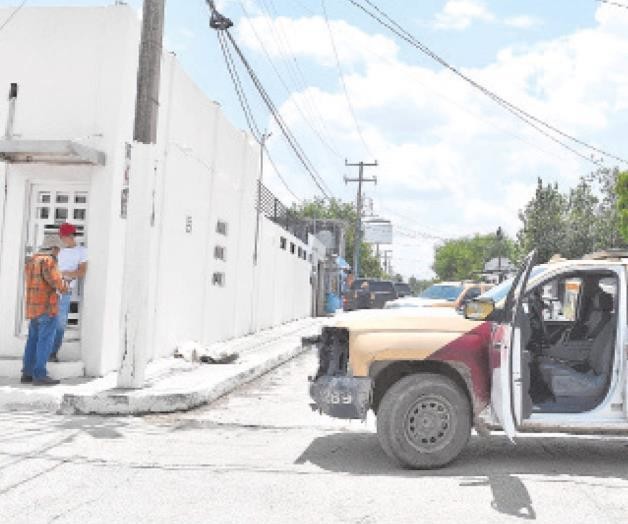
[376,373,471,469]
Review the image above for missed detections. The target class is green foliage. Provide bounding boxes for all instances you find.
[517,170,624,262]
[291,198,383,278]
[517,178,567,263]
[408,276,435,295]
[616,171,628,243]
[432,232,515,281]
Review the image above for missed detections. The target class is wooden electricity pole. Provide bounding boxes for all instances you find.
[134,0,166,144]
[118,0,166,389]
[344,160,377,278]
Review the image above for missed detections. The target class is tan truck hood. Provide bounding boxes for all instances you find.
[334,308,478,334]
[333,309,484,376]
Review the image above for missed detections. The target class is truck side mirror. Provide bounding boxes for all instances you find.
[464,299,495,321]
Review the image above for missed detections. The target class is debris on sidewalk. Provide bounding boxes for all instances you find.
[174,340,239,364]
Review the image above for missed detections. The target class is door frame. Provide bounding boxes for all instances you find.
[513,265,627,429]
[16,180,90,338]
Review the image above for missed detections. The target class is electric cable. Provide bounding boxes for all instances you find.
[596,0,628,9]
[265,147,302,202]
[217,26,304,202]
[0,0,27,33]
[321,0,375,158]
[208,2,334,198]
[347,0,628,167]
[217,30,261,141]
[236,0,344,160]
[224,30,334,198]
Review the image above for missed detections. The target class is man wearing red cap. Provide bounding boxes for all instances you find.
[50,222,88,362]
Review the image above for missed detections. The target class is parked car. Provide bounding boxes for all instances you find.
[343,279,398,311]
[306,250,628,469]
[384,281,491,309]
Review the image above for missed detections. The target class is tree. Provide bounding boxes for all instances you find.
[432,232,515,281]
[408,276,435,295]
[562,177,598,258]
[517,171,625,261]
[291,198,383,278]
[602,169,628,247]
[517,178,567,262]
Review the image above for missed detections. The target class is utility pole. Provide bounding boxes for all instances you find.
[134,0,165,144]
[383,249,393,275]
[118,0,166,389]
[344,160,377,278]
[253,131,271,265]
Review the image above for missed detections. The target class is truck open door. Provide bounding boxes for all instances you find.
[490,250,536,440]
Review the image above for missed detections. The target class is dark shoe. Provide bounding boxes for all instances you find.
[20,375,33,384]
[48,353,59,363]
[32,376,60,386]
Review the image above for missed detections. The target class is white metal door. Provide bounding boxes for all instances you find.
[490,250,536,440]
[21,183,89,338]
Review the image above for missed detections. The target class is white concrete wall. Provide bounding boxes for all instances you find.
[0,6,140,375]
[0,6,317,375]
[149,57,314,359]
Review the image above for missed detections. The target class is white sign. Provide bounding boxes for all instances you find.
[363,220,392,244]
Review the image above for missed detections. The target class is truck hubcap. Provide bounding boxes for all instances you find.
[404,395,453,451]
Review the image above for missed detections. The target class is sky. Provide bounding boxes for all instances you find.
[2,0,628,279]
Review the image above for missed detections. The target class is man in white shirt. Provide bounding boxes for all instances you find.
[50,222,88,362]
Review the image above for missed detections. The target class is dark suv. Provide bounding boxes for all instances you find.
[343,279,398,310]
[393,282,412,298]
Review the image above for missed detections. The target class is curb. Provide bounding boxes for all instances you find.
[59,337,312,416]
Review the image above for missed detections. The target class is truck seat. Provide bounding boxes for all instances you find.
[538,293,615,399]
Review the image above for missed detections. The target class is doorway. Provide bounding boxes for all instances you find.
[19,183,89,340]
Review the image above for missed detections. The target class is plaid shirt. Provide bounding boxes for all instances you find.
[24,253,69,319]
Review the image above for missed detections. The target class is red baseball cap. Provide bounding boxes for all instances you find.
[59,223,77,237]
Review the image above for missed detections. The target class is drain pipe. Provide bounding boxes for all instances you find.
[0,83,18,274]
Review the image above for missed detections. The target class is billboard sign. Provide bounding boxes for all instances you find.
[363,219,393,244]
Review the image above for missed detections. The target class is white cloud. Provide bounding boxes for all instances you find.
[238,15,398,67]
[242,6,628,277]
[504,15,543,29]
[433,0,495,31]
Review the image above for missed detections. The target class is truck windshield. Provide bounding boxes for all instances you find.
[478,265,548,303]
[420,285,463,301]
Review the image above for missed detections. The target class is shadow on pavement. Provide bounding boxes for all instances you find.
[296,432,628,520]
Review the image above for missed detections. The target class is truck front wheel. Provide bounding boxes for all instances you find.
[376,373,471,469]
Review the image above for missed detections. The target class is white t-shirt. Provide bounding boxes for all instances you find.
[58,245,88,289]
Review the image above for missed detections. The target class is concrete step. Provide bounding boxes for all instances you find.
[0,358,85,379]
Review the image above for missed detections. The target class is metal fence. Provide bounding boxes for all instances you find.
[257,182,308,243]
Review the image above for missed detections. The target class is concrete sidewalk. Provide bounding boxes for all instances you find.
[0,317,328,415]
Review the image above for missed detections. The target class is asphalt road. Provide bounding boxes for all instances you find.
[1,350,628,523]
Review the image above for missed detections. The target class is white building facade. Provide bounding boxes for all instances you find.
[0,6,321,378]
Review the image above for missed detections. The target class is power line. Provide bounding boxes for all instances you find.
[347,0,628,167]
[320,0,374,158]
[0,0,27,34]
[265,148,303,202]
[596,0,628,9]
[216,22,303,202]
[217,30,261,141]
[256,0,343,159]
[236,0,344,160]
[208,3,334,198]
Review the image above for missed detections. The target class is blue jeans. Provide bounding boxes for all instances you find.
[52,293,72,356]
[22,314,57,379]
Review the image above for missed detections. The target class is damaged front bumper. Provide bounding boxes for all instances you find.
[309,375,372,420]
[303,327,372,420]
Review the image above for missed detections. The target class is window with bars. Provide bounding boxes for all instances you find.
[214,246,226,261]
[216,220,228,236]
[212,272,226,287]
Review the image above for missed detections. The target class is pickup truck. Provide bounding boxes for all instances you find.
[306,250,628,469]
